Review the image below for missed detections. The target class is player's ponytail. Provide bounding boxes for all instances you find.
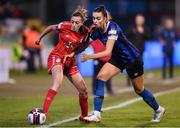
[72,6,88,22]
[93,5,107,18]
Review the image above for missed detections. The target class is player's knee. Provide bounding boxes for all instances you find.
[77,80,88,95]
[134,86,144,94]
[97,73,108,81]
[77,79,86,87]
[79,87,88,96]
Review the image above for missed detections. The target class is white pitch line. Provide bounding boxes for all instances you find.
[44,87,180,127]
[103,87,180,111]
[44,117,78,127]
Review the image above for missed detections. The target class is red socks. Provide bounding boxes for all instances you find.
[43,89,88,117]
[43,89,57,114]
[79,95,88,117]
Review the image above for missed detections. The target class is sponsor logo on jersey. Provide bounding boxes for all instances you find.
[56,58,61,63]
[108,29,117,35]
[66,35,70,38]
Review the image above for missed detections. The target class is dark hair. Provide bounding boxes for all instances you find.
[72,6,88,22]
[93,5,107,17]
[79,25,88,34]
[135,13,145,19]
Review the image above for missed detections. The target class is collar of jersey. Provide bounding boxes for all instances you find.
[103,21,110,33]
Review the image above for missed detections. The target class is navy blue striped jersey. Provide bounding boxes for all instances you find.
[90,21,140,64]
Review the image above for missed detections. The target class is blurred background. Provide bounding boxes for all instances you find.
[0,0,180,79]
[0,0,180,127]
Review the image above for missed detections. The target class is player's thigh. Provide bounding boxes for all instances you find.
[48,54,63,74]
[67,72,87,92]
[97,62,120,81]
[51,65,64,84]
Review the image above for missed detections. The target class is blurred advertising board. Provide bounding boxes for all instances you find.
[0,49,10,83]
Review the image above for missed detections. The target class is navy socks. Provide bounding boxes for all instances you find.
[138,88,159,111]
[94,79,105,111]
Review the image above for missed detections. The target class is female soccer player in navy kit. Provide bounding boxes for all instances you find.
[81,6,165,122]
[35,7,89,121]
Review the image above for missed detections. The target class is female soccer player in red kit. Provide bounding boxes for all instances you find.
[35,7,89,121]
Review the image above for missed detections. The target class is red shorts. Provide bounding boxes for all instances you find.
[47,54,79,76]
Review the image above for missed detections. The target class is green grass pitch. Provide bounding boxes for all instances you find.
[0,67,180,127]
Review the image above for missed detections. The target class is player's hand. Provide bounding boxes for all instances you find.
[35,39,41,45]
[80,53,89,62]
[63,52,75,64]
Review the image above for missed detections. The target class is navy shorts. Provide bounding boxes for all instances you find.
[108,56,144,79]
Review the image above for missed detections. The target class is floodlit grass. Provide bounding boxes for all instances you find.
[1,87,180,127]
[57,91,180,127]
[0,67,180,127]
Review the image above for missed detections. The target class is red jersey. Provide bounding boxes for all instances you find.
[48,21,88,75]
[51,21,87,56]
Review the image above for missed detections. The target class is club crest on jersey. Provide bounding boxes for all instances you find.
[108,29,117,35]
[56,58,61,63]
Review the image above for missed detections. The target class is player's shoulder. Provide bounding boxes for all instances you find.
[58,21,72,30]
[108,21,122,32]
[107,21,122,34]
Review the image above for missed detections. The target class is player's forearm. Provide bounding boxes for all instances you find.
[88,50,111,59]
[39,25,57,40]
[88,40,114,59]
[39,28,52,40]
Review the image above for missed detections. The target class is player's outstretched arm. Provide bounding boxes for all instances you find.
[35,25,58,45]
[81,39,115,62]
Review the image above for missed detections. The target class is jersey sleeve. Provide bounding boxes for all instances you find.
[107,23,121,40]
[58,21,72,30]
